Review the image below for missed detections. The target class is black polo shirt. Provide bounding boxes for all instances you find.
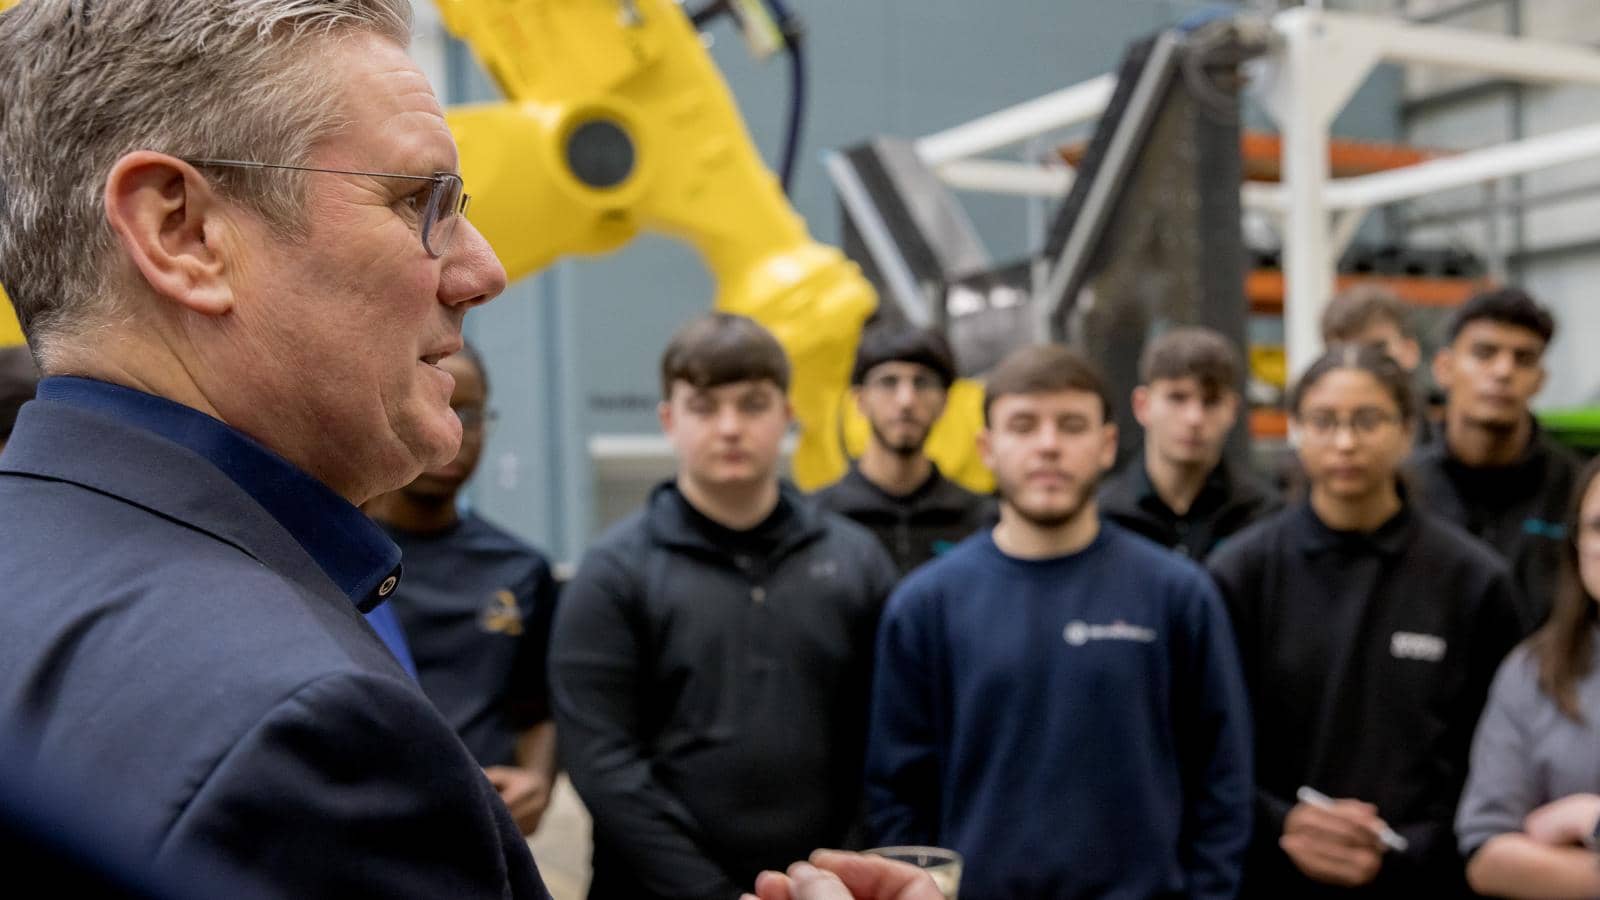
[381,513,558,768]
[1208,500,1522,898]
[1099,457,1280,560]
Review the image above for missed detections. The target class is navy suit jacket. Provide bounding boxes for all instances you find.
[0,397,549,899]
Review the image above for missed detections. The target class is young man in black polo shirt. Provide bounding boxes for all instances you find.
[552,313,898,899]
[1408,288,1581,632]
[1099,327,1278,559]
[365,343,560,836]
[814,324,989,575]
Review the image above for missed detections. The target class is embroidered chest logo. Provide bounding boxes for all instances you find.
[1390,631,1446,662]
[478,589,524,636]
[1063,620,1157,647]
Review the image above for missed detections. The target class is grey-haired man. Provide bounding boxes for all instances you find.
[0,1,544,895]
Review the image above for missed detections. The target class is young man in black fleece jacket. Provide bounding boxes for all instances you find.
[551,313,898,900]
[1099,327,1278,560]
[813,324,990,576]
[1407,288,1581,633]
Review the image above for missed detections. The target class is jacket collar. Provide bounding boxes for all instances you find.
[836,460,967,511]
[1422,416,1559,489]
[644,479,825,560]
[1291,491,1416,558]
[1110,455,1261,519]
[9,378,401,612]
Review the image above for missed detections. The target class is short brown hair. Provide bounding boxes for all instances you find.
[1321,284,1413,344]
[1138,327,1240,398]
[660,313,790,400]
[983,344,1111,425]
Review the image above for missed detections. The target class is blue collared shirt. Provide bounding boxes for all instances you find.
[36,376,417,678]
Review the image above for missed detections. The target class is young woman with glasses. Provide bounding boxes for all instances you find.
[1456,456,1600,898]
[1207,343,1523,898]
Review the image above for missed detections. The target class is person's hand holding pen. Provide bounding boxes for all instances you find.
[1280,786,1403,888]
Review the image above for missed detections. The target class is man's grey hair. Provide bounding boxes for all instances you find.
[0,0,414,367]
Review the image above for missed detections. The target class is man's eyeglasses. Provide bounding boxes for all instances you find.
[864,372,943,395]
[1297,407,1400,442]
[182,158,470,259]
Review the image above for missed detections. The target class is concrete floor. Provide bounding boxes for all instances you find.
[527,776,592,900]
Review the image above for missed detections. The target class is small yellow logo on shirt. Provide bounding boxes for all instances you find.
[479,589,524,636]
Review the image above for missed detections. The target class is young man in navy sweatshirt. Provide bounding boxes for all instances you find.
[865,344,1253,900]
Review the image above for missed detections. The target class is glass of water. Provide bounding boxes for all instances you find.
[863,846,962,900]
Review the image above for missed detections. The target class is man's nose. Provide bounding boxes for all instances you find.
[438,218,508,311]
[1035,423,1065,453]
[715,405,744,434]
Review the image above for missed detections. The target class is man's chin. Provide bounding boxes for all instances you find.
[415,414,464,465]
[1467,409,1523,432]
[870,422,930,456]
[1001,481,1096,530]
[694,465,772,491]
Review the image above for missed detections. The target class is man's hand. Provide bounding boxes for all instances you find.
[484,765,552,836]
[743,850,945,900]
[1280,799,1387,887]
[1525,793,1600,847]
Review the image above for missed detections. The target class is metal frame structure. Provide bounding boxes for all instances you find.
[913,7,1600,375]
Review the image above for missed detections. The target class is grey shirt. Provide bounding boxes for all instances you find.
[1456,630,1600,856]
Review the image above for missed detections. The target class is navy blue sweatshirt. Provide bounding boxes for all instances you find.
[865,522,1253,900]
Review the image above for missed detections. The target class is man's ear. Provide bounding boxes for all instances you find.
[1098,422,1119,472]
[1220,390,1241,429]
[1131,385,1151,428]
[1395,337,1422,372]
[103,152,233,316]
[657,399,674,435]
[1432,347,1455,392]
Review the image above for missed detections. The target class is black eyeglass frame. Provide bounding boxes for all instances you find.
[182,157,470,259]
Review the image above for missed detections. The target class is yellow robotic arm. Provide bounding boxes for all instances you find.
[436,0,991,491]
